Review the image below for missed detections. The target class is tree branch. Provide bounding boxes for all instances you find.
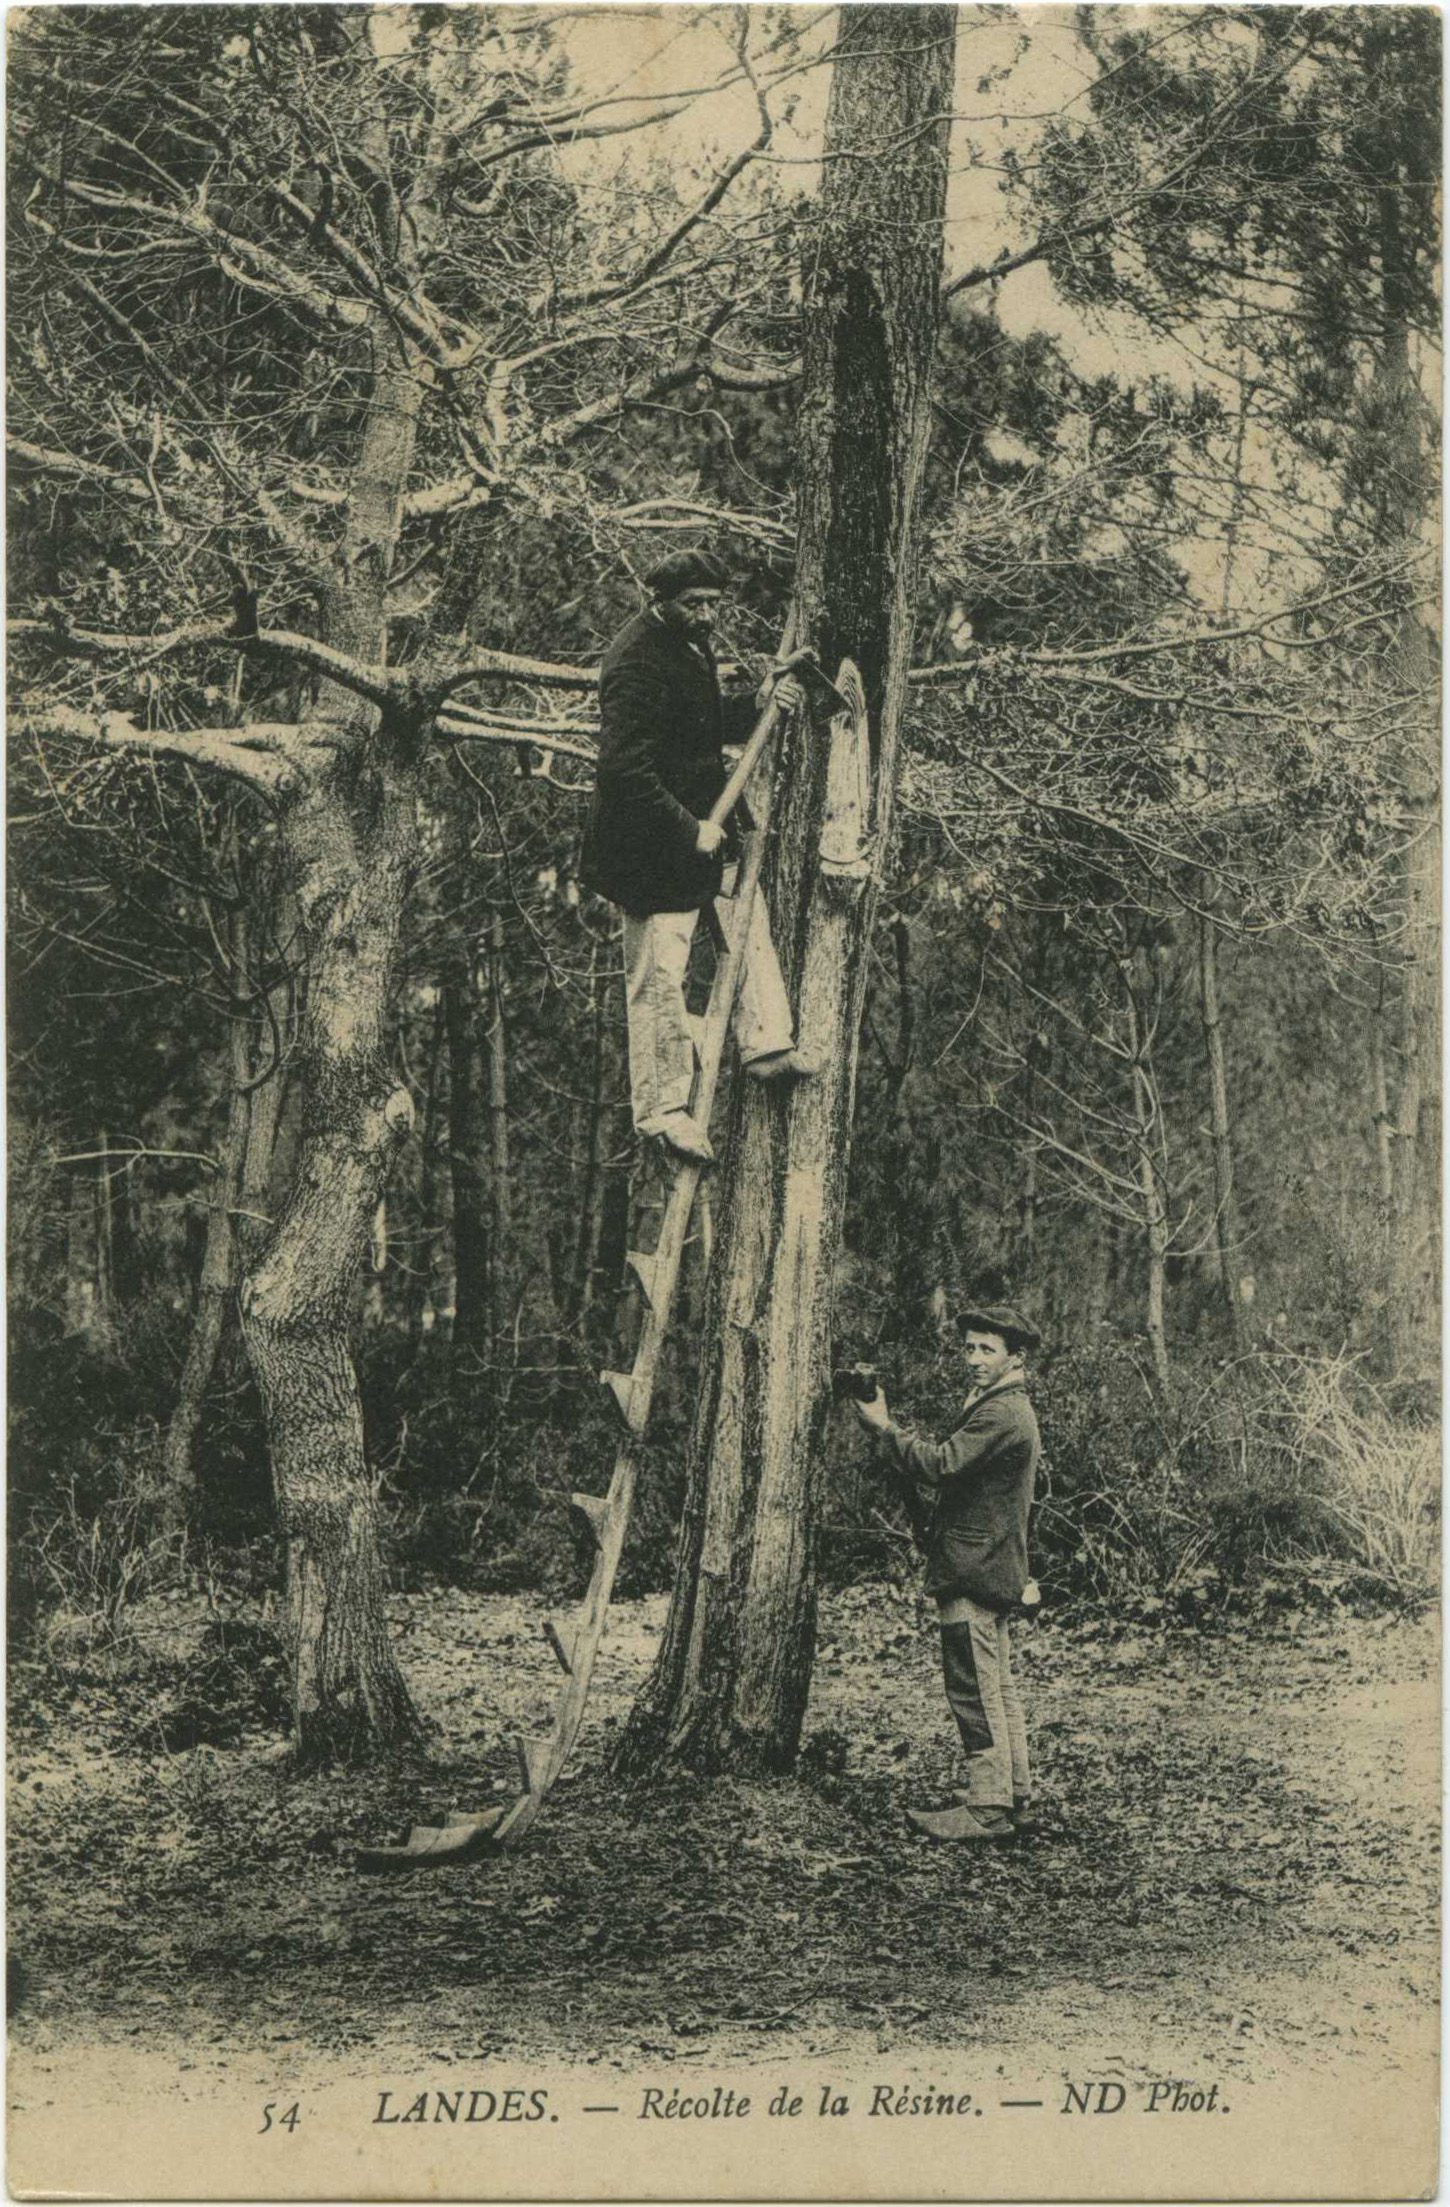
[554,79,775,318]
[437,713,599,769]
[16,708,304,794]
[909,556,1433,682]
[945,31,1321,302]
[11,615,398,707]
[428,651,598,703]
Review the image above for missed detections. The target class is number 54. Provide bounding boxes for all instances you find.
[259,2102,301,2134]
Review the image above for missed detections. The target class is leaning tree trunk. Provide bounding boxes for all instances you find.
[617,4,957,1777]
[238,36,437,1760]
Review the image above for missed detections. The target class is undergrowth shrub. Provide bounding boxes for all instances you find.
[1236,1352,1439,1597]
[8,1412,188,1655]
[1033,1343,1438,1612]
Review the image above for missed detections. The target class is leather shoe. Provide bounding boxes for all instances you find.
[950,1787,1040,1835]
[905,1803,1015,1842]
[645,1113,714,1165]
[744,1049,821,1086]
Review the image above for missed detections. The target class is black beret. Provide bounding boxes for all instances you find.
[644,549,731,600]
[958,1304,1042,1354]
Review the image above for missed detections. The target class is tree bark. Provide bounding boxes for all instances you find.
[617,4,957,1777]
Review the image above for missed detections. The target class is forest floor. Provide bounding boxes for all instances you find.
[7,1581,1440,2197]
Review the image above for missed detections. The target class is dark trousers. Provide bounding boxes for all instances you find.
[938,1593,1030,1810]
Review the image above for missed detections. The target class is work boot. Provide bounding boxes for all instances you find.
[744,1049,821,1087]
[905,1802,1015,1843]
[645,1112,714,1166]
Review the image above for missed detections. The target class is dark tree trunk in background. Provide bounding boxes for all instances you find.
[447,959,490,1390]
[160,902,290,1525]
[64,1169,92,1334]
[485,910,513,1349]
[617,3,958,1777]
[566,937,607,1332]
[99,1141,142,1315]
[595,1086,637,1367]
[159,921,253,1526]
[1013,933,1053,1278]
[1196,903,1249,1353]
[408,991,449,1349]
[448,911,512,1408]
[1369,960,1396,1206]
[1126,948,1172,1391]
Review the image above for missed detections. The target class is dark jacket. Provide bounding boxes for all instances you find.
[884,1376,1039,1609]
[579,609,757,916]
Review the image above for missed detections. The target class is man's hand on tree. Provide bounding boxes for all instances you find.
[695,820,726,855]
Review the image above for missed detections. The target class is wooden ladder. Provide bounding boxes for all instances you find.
[356,660,866,1872]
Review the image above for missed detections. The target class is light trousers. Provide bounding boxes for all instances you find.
[937,1591,1031,1811]
[620,880,794,1135]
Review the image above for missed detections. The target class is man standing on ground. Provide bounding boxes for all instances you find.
[853,1306,1042,1842]
[580,551,817,1166]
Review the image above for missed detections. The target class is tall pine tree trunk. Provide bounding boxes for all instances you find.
[1369,958,1396,1205]
[238,29,438,1758]
[617,4,957,1777]
[1126,947,1172,1391]
[1197,901,1249,1352]
[408,991,449,1348]
[447,913,511,1410]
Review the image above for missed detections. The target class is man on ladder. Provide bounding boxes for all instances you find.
[580,550,818,1165]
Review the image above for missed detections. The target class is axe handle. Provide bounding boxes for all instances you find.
[706,651,842,830]
[706,690,787,831]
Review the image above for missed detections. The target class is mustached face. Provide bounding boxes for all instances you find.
[665,588,724,645]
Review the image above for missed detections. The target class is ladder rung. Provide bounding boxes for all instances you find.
[513,1734,548,1797]
[568,1490,609,1550]
[543,1618,573,1674]
[600,1368,639,1428]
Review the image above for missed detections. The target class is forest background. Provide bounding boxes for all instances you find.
[7,2,1439,1742]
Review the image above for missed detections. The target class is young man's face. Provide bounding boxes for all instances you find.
[962,1329,1017,1391]
[667,587,724,645]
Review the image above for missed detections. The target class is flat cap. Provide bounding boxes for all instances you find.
[958,1304,1042,1353]
[644,549,731,600]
